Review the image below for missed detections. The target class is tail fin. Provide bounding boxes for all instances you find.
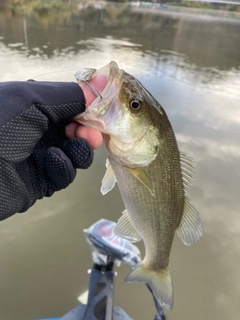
[125,264,173,310]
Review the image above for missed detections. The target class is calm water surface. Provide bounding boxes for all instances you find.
[0,1,240,319]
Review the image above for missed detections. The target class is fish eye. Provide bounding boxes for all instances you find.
[130,100,141,111]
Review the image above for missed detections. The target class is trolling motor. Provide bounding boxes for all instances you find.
[38,219,167,320]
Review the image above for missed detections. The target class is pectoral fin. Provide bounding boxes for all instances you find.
[127,167,155,196]
[114,209,142,243]
[177,196,203,246]
[101,159,117,195]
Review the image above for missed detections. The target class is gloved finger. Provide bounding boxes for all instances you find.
[44,147,76,196]
[37,82,86,123]
[40,120,70,148]
[0,82,86,161]
[62,138,94,169]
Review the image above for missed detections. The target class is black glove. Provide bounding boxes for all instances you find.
[0,81,93,220]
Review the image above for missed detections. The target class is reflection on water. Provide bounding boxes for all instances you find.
[0,1,240,320]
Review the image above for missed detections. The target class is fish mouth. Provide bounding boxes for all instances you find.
[99,61,120,97]
[74,61,123,131]
[74,61,159,167]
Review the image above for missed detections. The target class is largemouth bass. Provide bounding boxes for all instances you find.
[75,61,203,310]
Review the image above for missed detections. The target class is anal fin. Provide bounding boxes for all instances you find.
[114,210,142,243]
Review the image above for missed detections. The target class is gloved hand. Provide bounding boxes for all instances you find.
[0,81,93,220]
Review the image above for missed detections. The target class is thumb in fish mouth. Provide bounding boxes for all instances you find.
[79,74,108,108]
[70,74,108,149]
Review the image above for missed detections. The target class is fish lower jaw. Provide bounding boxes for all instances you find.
[78,116,107,132]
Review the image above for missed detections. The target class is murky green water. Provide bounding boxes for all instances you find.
[0,1,240,319]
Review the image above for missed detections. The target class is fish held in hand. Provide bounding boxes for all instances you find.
[74,61,203,310]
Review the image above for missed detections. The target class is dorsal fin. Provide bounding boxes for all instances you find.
[177,196,203,245]
[180,152,196,191]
